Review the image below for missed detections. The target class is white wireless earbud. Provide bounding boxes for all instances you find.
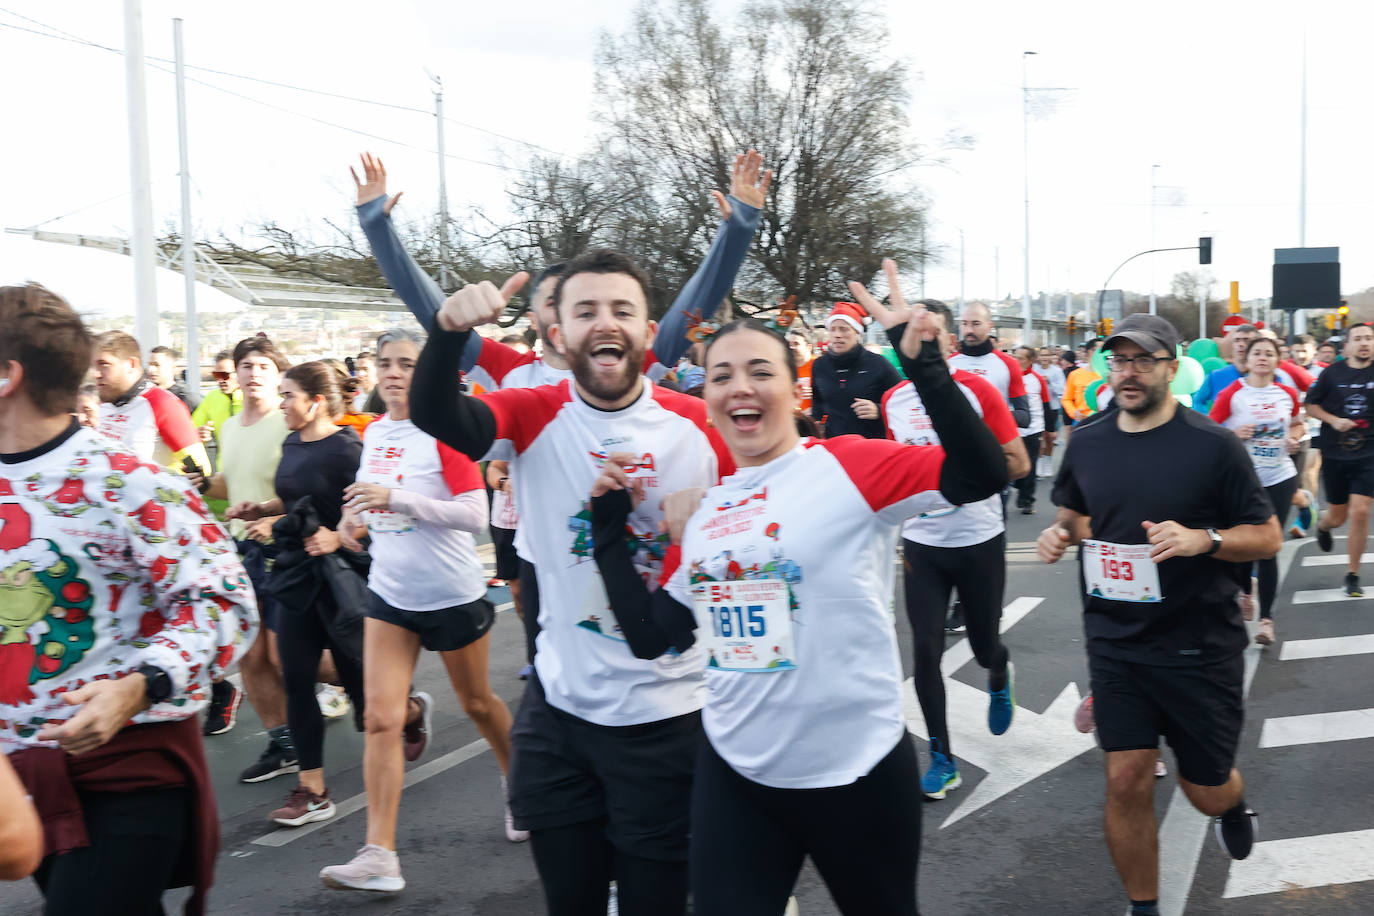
[0,378,10,395]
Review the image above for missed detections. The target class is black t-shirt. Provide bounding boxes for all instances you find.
[1305,360,1374,460]
[274,427,362,530]
[1051,406,1274,666]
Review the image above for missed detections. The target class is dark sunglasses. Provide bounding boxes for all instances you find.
[212,370,232,381]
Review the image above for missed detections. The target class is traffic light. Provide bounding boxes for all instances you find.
[1326,314,1337,330]
[1199,237,1213,265]
[1102,317,1113,335]
[1339,301,1350,328]
[1067,316,1077,335]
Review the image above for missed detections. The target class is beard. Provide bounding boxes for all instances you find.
[568,334,646,404]
[1118,378,1170,416]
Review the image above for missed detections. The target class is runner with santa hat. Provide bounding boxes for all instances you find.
[809,301,903,439]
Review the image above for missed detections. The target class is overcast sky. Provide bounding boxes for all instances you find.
[3,0,1371,318]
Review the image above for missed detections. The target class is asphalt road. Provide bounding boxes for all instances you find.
[4,476,1373,914]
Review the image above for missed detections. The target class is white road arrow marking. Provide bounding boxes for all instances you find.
[1259,707,1374,748]
[900,596,1098,829]
[1222,828,1374,898]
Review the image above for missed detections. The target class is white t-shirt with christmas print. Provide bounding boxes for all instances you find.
[479,378,730,726]
[662,436,947,789]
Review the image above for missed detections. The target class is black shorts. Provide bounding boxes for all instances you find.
[1088,650,1244,786]
[508,673,701,860]
[235,539,279,632]
[366,592,494,652]
[1320,455,1374,505]
[489,526,520,581]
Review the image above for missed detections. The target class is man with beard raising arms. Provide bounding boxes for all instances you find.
[409,250,730,916]
[1039,315,1278,916]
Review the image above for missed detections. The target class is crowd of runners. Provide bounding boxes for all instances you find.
[1,148,1368,916]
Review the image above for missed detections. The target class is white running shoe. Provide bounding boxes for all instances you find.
[317,684,351,719]
[502,776,530,843]
[320,844,405,892]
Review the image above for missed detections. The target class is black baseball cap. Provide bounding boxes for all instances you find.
[1104,314,1179,357]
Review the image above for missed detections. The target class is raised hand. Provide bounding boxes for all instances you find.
[846,258,937,359]
[436,272,530,333]
[711,149,773,220]
[590,452,647,509]
[351,152,404,215]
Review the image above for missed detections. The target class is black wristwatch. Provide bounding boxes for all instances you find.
[1204,528,1223,556]
[135,664,173,705]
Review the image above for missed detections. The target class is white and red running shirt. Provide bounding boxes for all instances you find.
[948,349,1027,403]
[97,380,205,473]
[882,370,1019,548]
[480,378,730,726]
[357,416,488,611]
[1209,380,1301,487]
[662,436,948,788]
[1019,366,1051,436]
[0,426,256,752]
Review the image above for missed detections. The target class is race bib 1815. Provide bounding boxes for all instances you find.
[692,579,797,673]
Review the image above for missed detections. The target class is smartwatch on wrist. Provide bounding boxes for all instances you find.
[135,664,173,705]
[1204,528,1223,556]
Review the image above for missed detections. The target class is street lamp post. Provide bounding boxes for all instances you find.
[1021,51,1036,344]
[1149,164,1160,315]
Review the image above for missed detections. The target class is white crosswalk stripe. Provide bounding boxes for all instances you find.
[1223,828,1374,898]
[1258,708,1374,748]
[1280,633,1374,661]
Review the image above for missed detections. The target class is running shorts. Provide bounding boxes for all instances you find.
[236,538,279,632]
[366,591,494,652]
[507,672,701,860]
[1321,455,1374,505]
[1088,650,1244,787]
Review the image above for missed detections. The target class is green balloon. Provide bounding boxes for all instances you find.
[1084,379,1106,413]
[1201,356,1228,375]
[1090,347,1109,377]
[1187,338,1219,361]
[1171,355,1205,394]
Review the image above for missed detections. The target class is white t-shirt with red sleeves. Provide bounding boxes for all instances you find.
[358,416,487,611]
[947,349,1027,403]
[882,370,1019,548]
[1209,379,1300,487]
[662,437,947,789]
[480,378,730,726]
[98,383,200,470]
[1019,367,1050,436]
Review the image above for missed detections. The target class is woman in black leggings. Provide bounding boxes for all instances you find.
[589,265,1007,915]
[228,361,366,826]
[1209,335,1305,646]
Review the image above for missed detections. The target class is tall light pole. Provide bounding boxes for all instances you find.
[1021,51,1036,343]
[123,0,158,349]
[426,71,451,291]
[958,228,966,308]
[1149,164,1160,315]
[1295,34,1309,336]
[173,19,197,384]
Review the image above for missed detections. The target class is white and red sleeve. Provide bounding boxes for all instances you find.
[438,442,485,495]
[1209,380,1241,424]
[144,387,199,454]
[810,436,945,524]
[1276,383,1302,418]
[469,337,539,392]
[477,382,572,459]
[998,352,1027,399]
[880,380,906,441]
[955,371,1018,444]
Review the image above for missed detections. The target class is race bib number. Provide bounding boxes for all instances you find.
[1247,439,1284,469]
[1082,540,1162,603]
[692,579,797,673]
[365,508,415,534]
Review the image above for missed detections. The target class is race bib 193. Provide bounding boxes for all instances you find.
[692,579,797,673]
[1082,540,1162,603]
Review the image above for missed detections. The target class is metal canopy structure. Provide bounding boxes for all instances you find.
[5,227,408,313]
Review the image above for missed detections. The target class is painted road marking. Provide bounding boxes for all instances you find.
[251,737,492,847]
[1280,633,1374,661]
[1258,708,1374,748]
[1291,588,1371,605]
[1222,828,1374,898]
[1302,553,1374,566]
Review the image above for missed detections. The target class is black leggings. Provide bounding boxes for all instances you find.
[903,535,1009,756]
[278,597,366,772]
[1258,476,1298,620]
[519,558,542,665]
[34,788,188,915]
[690,735,922,916]
[1013,432,1041,507]
[529,820,687,916]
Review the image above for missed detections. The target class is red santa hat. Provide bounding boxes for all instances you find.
[1220,315,1247,332]
[825,301,869,334]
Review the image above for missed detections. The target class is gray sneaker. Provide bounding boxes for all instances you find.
[321,844,405,892]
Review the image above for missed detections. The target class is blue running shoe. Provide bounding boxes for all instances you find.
[921,738,961,799]
[988,662,1015,735]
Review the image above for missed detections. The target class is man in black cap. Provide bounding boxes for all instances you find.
[1035,313,1281,916]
